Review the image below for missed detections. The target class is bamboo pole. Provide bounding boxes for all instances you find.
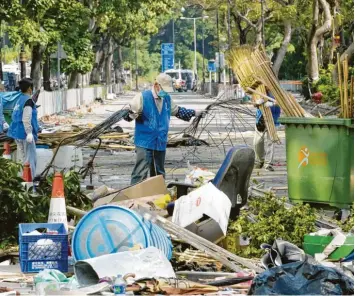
[350,76,354,118]
[337,53,344,117]
[343,56,349,118]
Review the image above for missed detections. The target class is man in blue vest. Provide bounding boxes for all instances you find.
[254,92,281,172]
[126,73,205,185]
[7,78,39,178]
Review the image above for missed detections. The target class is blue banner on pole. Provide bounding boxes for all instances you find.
[208,60,216,72]
[161,43,174,72]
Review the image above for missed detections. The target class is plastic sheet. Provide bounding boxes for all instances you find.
[249,260,354,295]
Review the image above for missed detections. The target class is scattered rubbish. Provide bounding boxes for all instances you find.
[19,223,68,273]
[140,210,264,273]
[126,277,218,295]
[34,269,78,295]
[249,259,354,295]
[94,175,168,207]
[71,205,172,260]
[113,274,126,295]
[184,162,215,186]
[304,229,354,261]
[74,247,175,287]
[260,239,308,269]
[173,182,231,236]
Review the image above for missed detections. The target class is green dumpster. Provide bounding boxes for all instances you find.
[279,117,354,209]
[303,234,354,260]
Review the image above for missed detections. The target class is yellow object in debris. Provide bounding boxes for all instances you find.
[153,194,171,209]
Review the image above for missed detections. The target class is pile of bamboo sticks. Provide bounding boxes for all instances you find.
[227,45,308,143]
[337,53,354,119]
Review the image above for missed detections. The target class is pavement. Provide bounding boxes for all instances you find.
[77,91,287,196]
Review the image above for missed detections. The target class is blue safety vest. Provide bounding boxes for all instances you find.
[256,105,281,127]
[0,97,4,133]
[7,93,39,141]
[134,90,171,151]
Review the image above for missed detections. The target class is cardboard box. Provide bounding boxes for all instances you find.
[94,175,168,207]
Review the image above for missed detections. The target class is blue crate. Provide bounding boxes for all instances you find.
[19,223,68,273]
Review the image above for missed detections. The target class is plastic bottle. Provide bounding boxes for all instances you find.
[113,275,126,295]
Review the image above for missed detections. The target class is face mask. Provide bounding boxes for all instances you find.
[157,90,168,97]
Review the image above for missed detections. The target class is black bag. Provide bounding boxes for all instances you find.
[256,115,266,132]
[248,259,354,295]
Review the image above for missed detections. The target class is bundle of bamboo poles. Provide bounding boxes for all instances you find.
[337,53,354,119]
[227,45,308,143]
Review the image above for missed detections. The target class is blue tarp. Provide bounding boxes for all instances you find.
[0,91,22,110]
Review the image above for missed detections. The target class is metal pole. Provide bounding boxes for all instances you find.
[193,18,197,75]
[261,0,265,47]
[227,0,232,84]
[135,39,138,91]
[202,19,205,85]
[20,45,26,79]
[172,19,175,68]
[209,71,212,94]
[57,42,60,89]
[216,10,221,83]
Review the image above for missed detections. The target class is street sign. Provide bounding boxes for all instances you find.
[161,43,174,72]
[208,60,216,72]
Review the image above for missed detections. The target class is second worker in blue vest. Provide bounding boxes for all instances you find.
[125,73,206,185]
[7,78,39,178]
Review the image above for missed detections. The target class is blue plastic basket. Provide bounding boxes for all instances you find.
[19,223,68,273]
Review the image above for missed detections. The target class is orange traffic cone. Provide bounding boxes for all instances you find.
[23,162,32,182]
[2,142,11,160]
[48,172,68,231]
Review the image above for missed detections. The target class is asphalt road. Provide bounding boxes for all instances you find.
[80,91,288,195]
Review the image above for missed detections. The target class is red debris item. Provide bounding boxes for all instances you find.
[23,162,32,182]
[312,92,323,104]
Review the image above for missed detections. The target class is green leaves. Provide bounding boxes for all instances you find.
[0,158,48,247]
[227,194,317,258]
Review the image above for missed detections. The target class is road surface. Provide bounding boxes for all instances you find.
[79,91,288,195]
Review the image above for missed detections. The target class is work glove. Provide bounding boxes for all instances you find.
[255,99,264,106]
[265,101,274,108]
[26,133,34,143]
[195,110,207,118]
[2,122,9,131]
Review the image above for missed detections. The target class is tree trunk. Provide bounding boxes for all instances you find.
[272,20,292,78]
[30,44,46,90]
[307,0,332,81]
[114,45,125,83]
[68,70,79,89]
[43,55,51,91]
[104,37,113,85]
[255,21,263,45]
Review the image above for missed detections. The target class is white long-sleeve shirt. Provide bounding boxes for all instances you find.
[129,86,179,119]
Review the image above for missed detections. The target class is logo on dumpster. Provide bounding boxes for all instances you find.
[298,146,327,169]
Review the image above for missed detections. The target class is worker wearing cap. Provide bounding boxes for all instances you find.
[125,73,205,185]
[254,91,281,172]
[0,84,9,134]
[7,78,39,178]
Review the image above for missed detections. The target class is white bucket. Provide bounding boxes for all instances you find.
[36,148,54,176]
[53,146,83,170]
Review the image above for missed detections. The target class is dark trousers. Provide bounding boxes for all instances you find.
[131,147,166,185]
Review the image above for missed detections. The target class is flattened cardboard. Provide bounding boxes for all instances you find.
[94,175,168,207]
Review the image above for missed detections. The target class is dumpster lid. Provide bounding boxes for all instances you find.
[279,117,354,127]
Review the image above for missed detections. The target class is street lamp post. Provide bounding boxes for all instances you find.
[180,15,208,76]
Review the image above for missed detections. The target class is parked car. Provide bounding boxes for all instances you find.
[165,69,197,92]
